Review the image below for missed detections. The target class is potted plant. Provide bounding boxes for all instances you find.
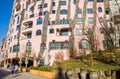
[80,69,87,79]
[89,69,98,79]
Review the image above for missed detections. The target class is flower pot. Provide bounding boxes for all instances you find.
[80,70,87,79]
[90,72,98,79]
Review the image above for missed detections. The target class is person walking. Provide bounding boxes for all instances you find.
[11,64,15,74]
[14,65,18,74]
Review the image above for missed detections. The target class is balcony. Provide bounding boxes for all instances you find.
[24,13,38,20]
[22,21,33,31]
[21,32,32,40]
[56,28,71,36]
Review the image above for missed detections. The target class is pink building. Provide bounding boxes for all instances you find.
[0,39,7,63]
[6,0,108,66]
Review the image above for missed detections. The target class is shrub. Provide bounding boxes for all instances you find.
[30,66,53,72]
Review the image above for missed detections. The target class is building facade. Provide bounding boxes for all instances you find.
[109,0,120,47]
[0,39,7,62]
[6,0,108,66]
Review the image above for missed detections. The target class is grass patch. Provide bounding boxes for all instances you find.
[53,59,120,71]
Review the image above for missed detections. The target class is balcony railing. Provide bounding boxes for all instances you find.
[24,13,39,20]
[21,36,32,40]
[22,25,32,30]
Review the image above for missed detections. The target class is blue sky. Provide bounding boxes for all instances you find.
[0,0,13,45]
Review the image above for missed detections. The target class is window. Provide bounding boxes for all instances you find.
[16,25,20,30]
[73,0,77,5]
[15,14,18,17]
[59,1,66,6]
[61,29,68,36]
[60,18,69,24]
[76,9,82,14]
[52,2,55,6]
[88,17,94,23]
[76,29,82,36]
[37,18,42,25]
[30,6,34,12]
[40,43,46,51]
[52,10,56,14]
[63,42,70,49]
[26,41,32,52]
[14,35,17,39]
[39,12,42,16]
[10,47,13,53]
[50,42,71,50]
[50,42,57,49]
[97,0,103,2]
[13,45,19,52]
[36,0,41,1]
[44,3,48,8]
[28,22,33,28]
[49,29,54,34]
[52,21,56,24]
[87,8,93,14]
[38,5,42,9]
[44,11,48,15]
[76,18,83,24]
[88,0,93,2]
[103,40,107,49]
[79,40,89,49]
[30,14,34,18]
[36,30,41,35]
[17,16,19,24]
[105,9,110,14]
[98,7,102,12]
[26,33,32,38]
[100,28,104,34]
[60,9,68,14]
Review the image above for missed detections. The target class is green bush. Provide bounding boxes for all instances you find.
[30,66,53,72]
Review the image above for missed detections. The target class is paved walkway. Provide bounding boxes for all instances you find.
[0,68,48,79]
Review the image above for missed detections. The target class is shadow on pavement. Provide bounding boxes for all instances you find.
[8,74,21,79]
[0,68,21,79]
